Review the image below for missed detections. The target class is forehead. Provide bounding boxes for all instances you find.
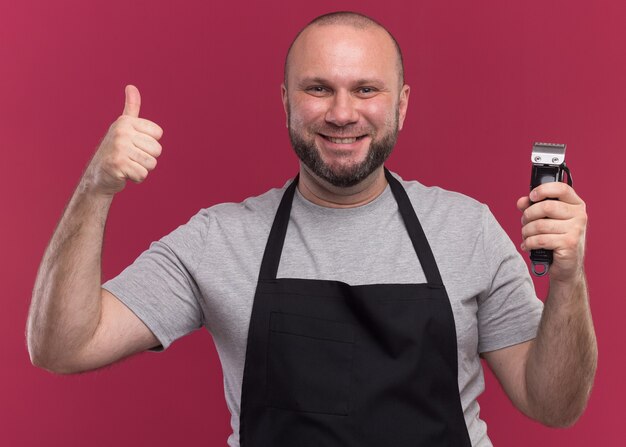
[287,24,399,86]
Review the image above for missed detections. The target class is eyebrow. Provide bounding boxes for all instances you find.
[297,77,387,88]
[297,77,331,87]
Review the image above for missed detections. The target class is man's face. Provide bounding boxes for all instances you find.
[282,24,410,187]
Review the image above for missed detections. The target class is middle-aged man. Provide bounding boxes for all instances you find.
[28,11,597,447]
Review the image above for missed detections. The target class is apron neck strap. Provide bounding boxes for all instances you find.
[258,175,299,281]
[258,169,444,286]
[384,168,444,286]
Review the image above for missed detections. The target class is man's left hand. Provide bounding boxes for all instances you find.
[517,182,587,283]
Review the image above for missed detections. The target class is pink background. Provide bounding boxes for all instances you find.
[2,0,624,445]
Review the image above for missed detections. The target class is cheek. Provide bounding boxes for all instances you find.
[289,100,326,129]
[293,93,330,116]
[363,101,396,129]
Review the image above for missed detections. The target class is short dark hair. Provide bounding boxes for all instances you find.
[284,11,405,87]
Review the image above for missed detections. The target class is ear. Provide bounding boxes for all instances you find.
[397,84,410,131]
[281,83,289,128]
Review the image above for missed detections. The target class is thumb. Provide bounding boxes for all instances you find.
[122,84,141,117]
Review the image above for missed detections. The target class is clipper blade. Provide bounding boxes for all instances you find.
[531,142,567,166]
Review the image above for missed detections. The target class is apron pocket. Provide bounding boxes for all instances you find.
[268,312,355,416]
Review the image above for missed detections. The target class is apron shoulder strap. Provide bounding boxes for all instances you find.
[384,168,444,287]
[258,175,298,281]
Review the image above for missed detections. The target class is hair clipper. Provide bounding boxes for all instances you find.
[529,142,573,276]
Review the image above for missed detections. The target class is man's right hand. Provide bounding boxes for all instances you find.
[83,85,163,196]
[27,84,163,374]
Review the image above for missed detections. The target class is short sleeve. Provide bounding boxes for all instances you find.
[102,210,209,350]
[477,207,544,353]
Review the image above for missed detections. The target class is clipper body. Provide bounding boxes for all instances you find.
[529,143,572,276]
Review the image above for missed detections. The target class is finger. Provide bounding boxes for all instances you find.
[522,199,573,225]
[131,117,163,140]
[121,159,150,183]
[123,85,141,118]
[520,234,552,252]
[128,146,158,171]
[530,182,582,205]
[521,232,575,253]
[517,196,531,212]
[521,218,568,240]
[132,133,162,158]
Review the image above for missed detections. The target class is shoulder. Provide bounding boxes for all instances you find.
[176,179,292,232]
[203,179,291,229]
[389,172,498,279]
[158,179,293,255]
[390,172,487,226]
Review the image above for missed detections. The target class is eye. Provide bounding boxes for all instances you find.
[356,86,378,97]
[306,86,331,97]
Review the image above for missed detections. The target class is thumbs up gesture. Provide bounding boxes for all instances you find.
[83,85,163,196]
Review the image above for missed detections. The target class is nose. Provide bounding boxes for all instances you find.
[325,90,359,127]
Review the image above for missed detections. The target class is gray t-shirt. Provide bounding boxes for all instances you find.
[103,172,543,447]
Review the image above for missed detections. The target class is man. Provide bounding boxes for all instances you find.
[27,11,596,447]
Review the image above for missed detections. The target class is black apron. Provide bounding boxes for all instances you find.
[239,169,472,447]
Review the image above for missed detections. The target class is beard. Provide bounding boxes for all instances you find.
[288,110,399,188]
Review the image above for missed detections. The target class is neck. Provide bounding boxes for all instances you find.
[297,164,388,208]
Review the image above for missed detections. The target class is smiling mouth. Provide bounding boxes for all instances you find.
[320,134,368,144]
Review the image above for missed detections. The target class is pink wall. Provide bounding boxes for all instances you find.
[2,0,623,445]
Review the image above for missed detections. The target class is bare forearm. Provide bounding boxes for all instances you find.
[27,179,113,371]
[525,272,597,426]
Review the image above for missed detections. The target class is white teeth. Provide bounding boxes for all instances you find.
[328,136,358,144]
